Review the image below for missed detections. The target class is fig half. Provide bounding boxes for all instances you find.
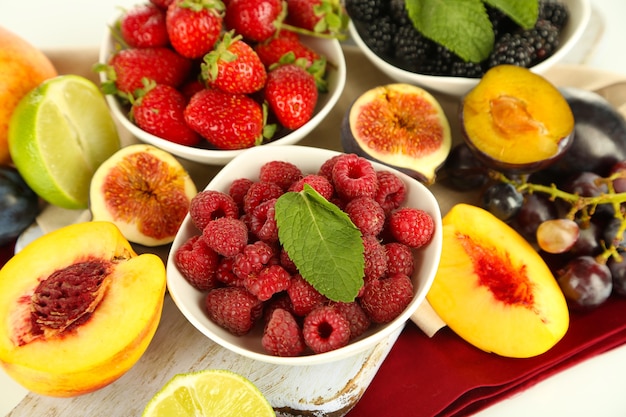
[460,65,575,174]
[341,83,451,184]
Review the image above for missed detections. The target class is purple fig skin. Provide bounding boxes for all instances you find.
[546,87,626,179]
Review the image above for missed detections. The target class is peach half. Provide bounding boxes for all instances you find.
[0,221,166,397]
[427,204,569,358]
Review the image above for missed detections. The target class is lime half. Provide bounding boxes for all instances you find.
[142,369,275,417]
[8,74,120,209]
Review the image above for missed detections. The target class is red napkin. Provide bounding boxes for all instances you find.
[349,295,626,417]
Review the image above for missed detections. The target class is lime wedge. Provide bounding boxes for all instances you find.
[142,369,275,417]
[8,74,120,209]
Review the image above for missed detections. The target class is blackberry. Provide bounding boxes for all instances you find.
[358,16,397,59]
[539,0,569,30]
[450,60,485,78]
[487,32,534,68]
[389,0,410,26]
[344,0,386,24]
[392,24,434,71]
[486,5,518,40]
[521,19,560,65]
[420,44,456,76]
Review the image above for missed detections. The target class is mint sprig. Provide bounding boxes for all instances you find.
[405,0,538,63]
[275,184,364,302]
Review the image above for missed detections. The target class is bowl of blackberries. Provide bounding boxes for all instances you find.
[345,0,590,96]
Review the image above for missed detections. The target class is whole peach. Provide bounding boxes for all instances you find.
[0,26,57,164]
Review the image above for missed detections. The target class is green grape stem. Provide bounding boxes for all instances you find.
[491,170,626,264]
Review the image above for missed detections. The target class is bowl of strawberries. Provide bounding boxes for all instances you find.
[97,0,347,165]
[166,145,443,365]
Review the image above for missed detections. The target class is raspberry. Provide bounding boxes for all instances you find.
[263,293,295,324]
[262,308,306,357]
[331,154,378,200]
[228,178,254,213]
[359,273,414,323]
[243,181,284,214]
[174,235,220,291]
[318,154,342,181]
[279,248,298,274]
[248,198,278,243]
[344,196,385,236]
[259,160,303,191]
[385,242,415,276]
[233,241,276,280]
[362,235,388,282]
[303,305,351,354]
[205,287,264,336]
[288,174,335,200]
[244,264,292,301]
[375,170,407,214]
[189,190,239,231]
[216,256,245,287]
[202,217,248,257]
[333,302,371,339]
[287,273,326,316]
[388,207,435,248]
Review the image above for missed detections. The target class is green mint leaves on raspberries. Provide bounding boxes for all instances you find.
[405,0,539,63]
[275,184,364,302]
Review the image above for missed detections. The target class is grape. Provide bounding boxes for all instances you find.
[562,171,614,218]
[512,193,557,242]
[481,182,523,222]
[570,219,602,257]
[442,143,488,191]
[609,160,626,193]
[557,256,613,310]
[607,254,626,297]
[536,218,580,254]
[0,166,40,245]
[602,217,626,250]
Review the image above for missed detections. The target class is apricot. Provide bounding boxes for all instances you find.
[460,65,574,173]
[427,204,569,358]
[0,221,166,397]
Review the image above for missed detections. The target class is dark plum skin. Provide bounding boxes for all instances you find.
[0,166,40,245]
[547,88,626,178]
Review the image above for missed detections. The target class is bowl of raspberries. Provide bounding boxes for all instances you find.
[345,0,590,97]
[97,0,347,165]
[166,145,443,365]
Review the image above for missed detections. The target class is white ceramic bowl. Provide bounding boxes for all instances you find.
[348,0,590,97]
[98,26,346,165]
[166,145,443,366]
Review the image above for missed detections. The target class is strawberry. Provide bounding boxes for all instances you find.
[264,63,318,130]
[201,31,267,94]
[150,0,175,10]
[119,3,169,48]
[130,83,200,146]
[254,30,321,68]
[166,0,225,59]
[284,0,348,39]
[100,47,192,96]
[224,0,285,43]
[184,88,274,150]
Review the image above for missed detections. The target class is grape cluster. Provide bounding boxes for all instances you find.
[442,143,626,312]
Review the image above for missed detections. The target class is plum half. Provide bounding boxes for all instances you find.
[341,83,451,185]
[460,65,575,174]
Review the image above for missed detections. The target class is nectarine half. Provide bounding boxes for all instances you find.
[427,204,569,358]
[0,221,166,396]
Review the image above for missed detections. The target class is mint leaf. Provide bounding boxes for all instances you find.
[275,184,364,302]
[484,0,538,29]
[406,0,493,63]
[405,0,539,63]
